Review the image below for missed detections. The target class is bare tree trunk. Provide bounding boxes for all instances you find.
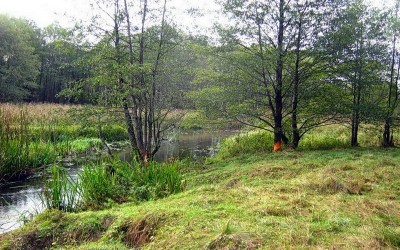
[255,10,276,150]
[148,0,168,160]
[351,82,361,147]
[273,0,285,152]
[110,0,141,161]
[383,120,393,147]
[291,11,302,149]
[383,31,398,147]
[351,29,364,147]
[123,0,167,165]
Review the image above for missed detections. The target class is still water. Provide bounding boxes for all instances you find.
[0,130,236,234]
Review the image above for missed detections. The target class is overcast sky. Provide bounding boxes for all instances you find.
[0,0,222,35]
[0,0,392,33]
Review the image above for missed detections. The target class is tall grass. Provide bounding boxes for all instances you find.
[76,160,184,209]
[42,165,80,212]
[130,161,184,200]
[0,103,125,182]
[216,130,274,160]
[79,164,119,208]
[216,125,398,159]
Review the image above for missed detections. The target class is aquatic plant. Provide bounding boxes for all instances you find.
[0,103,125,182]
[41,165,80,212]
[77,160,184,209]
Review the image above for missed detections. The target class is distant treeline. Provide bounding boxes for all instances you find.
[0,14,205,106]
[0,15,88,103]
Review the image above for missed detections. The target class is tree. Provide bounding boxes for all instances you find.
[321,0,388,147]
[35,24,89,103]
[64,0,180,164]
[0,15,40,101]
[195,0,338,150]
[382,2,400,147]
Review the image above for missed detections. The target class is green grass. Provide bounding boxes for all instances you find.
[0,103,127,182]
[216,125,395,161]
[178,110,241,130]
[0,138,103,181]
[1,148,399,249]
[42,165,80,212]
[41,160,184,211]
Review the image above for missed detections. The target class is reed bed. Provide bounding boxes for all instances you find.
[0,103,124,182]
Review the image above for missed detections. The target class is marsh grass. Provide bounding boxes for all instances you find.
[216,130,274,160]
[0,103,123,181]
[42,165,80,212]
[57,160,186,210]
[130,161,184,199]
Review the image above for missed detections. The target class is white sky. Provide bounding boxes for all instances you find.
[0,0,222,35]
[0,0,393,32]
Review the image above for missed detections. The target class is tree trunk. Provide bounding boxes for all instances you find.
[351,109,359,147]
[351,48,363,147]
[383,120,394,147]
[291,11,302,149]
[273,0,285,152]
[383,29,398,148]
[351,110,360,147]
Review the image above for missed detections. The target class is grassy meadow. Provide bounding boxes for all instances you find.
[0,123,399,249]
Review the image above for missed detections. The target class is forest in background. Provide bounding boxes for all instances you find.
[1,0,400,155]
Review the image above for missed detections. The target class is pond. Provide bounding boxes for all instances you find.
[0,129,236,234]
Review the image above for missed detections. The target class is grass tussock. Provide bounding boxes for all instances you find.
[41,160,185,211]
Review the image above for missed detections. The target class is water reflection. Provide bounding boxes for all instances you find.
[120,130,236,162]
[0,178,44,233]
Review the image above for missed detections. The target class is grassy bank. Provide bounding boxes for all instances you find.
[178,110,242,130]
[1,147,399,249]
[0,103,127,182]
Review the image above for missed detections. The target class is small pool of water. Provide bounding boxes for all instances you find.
[119,130,237,162]
[0,164,82,233]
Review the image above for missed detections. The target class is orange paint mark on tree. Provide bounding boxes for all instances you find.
[143,152,150,166]
[273,141,282,152]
